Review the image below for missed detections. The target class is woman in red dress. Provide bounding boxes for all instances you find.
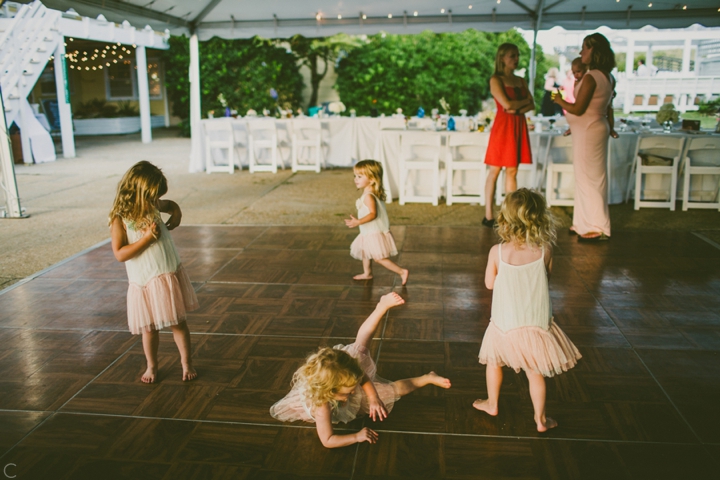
[483,43,535,227]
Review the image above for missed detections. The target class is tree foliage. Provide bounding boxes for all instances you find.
[163,35,304,136]
[335,29,548,116]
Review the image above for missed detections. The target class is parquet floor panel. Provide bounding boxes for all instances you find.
[0,226,718,478]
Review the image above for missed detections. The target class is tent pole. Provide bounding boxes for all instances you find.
[189,32,202,172]
[136,45,152,144]
[0,87,27,218]
[53,39,75,158]
[528,0,544,105]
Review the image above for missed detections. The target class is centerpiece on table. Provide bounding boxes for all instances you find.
[328,101,346,116]
[656,104,679,132]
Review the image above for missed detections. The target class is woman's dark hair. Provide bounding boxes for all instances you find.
[584,33,615,73]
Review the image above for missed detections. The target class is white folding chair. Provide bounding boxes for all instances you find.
[291,118,323,173]
[398,132,442,206]
[379,117,406,130]
[625,135,685,210]
[544,134,575,207]
[407,117,435,130]
[248,119,279,173]
[203,120,235,174]
[446,133,488,206]
[680,136,720,211]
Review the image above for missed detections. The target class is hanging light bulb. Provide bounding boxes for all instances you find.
[413,11,418,16]
[441,8,445,13]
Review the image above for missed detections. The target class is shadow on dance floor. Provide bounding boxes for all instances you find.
[1,225,719,479]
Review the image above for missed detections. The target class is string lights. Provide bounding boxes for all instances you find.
[65,41,135,71]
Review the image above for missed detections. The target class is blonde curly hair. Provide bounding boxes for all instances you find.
[293,347,364,408]
[496,188,558,248]
[108,161,167,229]
[354,160,386,201]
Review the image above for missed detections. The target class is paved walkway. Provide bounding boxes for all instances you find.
[0,224,718,478]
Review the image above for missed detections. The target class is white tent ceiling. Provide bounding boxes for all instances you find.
[29,1,720,39]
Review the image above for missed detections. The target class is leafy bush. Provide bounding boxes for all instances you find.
[163,36,304,136]
[697,96,720,116]
[73,99,139,119]
[335,29,547,116]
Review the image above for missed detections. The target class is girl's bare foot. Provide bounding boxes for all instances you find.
[379,292,405,309]
[353,273,373,281]
[400,269,409,286]
[182,365,197,381]
[472,399,498,416]
[425,371,451,389]
[536,416,557,432]
[141,366,157,384]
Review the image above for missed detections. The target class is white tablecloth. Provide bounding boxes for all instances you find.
[192,117,383,173]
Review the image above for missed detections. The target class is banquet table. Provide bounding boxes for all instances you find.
[192,116,386,173]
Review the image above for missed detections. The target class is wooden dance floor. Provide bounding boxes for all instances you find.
[1,225,719,479]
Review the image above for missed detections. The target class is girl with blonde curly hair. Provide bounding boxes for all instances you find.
[473,189,581,432]
[109,161,198,384]
[270,292,451,448]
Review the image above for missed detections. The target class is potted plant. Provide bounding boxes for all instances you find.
[73,99,164,135]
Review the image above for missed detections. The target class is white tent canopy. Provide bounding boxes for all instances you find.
[33,0,720,38]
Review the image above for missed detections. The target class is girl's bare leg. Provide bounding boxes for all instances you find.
[485,166,501,220]
[473,365,502,415]
[375,257,409,286]
[527,371,557,432]
[353,258,373,280]
[141,330,159,383]
[505,167,518,194]
[392,372,451,396]
[170,321,197,381]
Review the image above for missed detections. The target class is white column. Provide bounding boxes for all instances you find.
[18,101,32,164]
[136,45,152,143]
[624,38,635,114]
[53,40,75,158]
[189,33,202,172]
[646,44,653,68]
[681,38,692,74]
[162,70,170,128]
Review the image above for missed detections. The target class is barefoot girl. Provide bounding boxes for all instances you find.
[109,161,198,383]
[270,292,450,448]
[473,189,581,432]
[345,160,409,285]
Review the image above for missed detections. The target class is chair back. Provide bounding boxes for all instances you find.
[203,119,233,141]
[448,133,488,163]
[400,132,441,162]
[292,118,322,141]
[546,134,574,164]
[379,117,406,130]
[686,136,720,167]
[407,117,435,130]
[636,135,685,161]
[248,119,277,142]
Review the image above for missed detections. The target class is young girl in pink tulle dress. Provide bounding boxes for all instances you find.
[345,160,409,285]
[473,189,581,432]
[109,161,198,384]
[270,292,451,448]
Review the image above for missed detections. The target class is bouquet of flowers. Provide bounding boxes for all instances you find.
[246,109,258,117]
[328,101,346,114]
[439,97,450,115]
[656,104,679,124]
[217,93,228,108]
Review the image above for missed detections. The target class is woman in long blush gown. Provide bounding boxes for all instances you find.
[553,33,618,241]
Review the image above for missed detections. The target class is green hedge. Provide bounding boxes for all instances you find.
[163,36,304,136]
[335,29,548,116]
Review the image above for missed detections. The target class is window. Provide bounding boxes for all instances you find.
[105,58,163,100]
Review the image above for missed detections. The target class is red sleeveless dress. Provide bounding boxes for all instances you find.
[485,83,532,167]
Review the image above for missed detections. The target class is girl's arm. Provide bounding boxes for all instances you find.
[158,199,182,230]
[553,73,596,116]
[490,76,533,111]
[362,379,387,421]
[545,244,554,281]
[355,292,405,348]
[315,403,378,448]
[485,245,499,290]
[345,194,377,228]
[110,216,158,263]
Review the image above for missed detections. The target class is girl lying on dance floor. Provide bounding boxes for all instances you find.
[270,292,451,448]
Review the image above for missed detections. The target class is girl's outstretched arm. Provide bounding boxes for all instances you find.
[110,216,158,262]
[315,403,378,448]
[355,292,405,349]
[362,380,387,421]
[485,245,499,290]
[158,199,182,230]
